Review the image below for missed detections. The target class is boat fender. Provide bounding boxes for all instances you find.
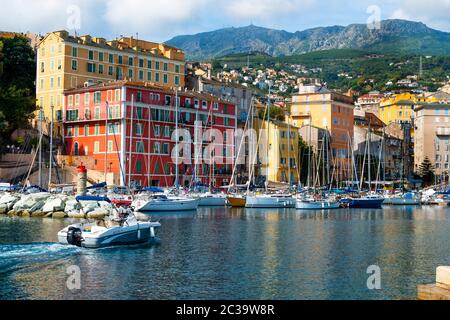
[67,227,83,247]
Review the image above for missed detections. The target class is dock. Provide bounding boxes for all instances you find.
[418,267,450,300]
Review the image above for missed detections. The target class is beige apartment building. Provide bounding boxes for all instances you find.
[36,30,185,136]
[415,102,450,175]
[291,84,355,181]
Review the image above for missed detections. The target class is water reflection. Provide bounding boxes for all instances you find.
[2,206,450,300]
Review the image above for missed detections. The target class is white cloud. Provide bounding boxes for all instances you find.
[0,0,101,35]
[224,0,315,21]
[103,0,206,40]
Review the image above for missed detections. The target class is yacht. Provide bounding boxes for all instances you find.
[341,194,385,209]
[197,193,227,206]
[384,192,420,205]
[226,194,247,207]
[132,194,200,212]
[296,196,340,210]
[246,194,295,208]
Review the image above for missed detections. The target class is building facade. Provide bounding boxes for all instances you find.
[36,31,185,136]
[63,81,237,188]
[415,102,450,176]
[291,85,355,182]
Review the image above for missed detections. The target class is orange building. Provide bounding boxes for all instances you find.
[291,85,355,183]
[63,81,237,188]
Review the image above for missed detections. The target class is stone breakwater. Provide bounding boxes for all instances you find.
[0,192,113,219]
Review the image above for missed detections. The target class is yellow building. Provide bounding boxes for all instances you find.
[379,92,426,125]
[253,118,300,185]
[36,30,185,136]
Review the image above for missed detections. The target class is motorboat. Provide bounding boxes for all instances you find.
[132,194,200,212]
[58,196,161,248]
[245,194,295,208]
[383,192,420,205]
[295,197,340,210]
[341,194,385,209]
[226,194,246,207]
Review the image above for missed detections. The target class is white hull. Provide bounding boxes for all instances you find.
[384,198,420,205]
[296,200,340,210]
[134,198,200,212]
[58,221,161,249]
[198,196,226,206]
[245,195,295,208]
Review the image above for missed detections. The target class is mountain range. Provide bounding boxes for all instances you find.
[165,19,450,60]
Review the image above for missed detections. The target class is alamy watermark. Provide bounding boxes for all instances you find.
[367,265,381,290]
[66,265,81,291]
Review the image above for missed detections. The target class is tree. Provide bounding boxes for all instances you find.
[417,157,435,187]
[0,36,36,147]
[258,105,285,122]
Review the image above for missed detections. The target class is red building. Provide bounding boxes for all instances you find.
[63,81,237,188]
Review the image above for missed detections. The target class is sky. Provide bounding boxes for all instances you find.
[1,0,450,42]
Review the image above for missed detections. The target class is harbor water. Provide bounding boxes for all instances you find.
[1,206,450,300]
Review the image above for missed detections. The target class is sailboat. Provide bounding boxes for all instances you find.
[245,85,295,209]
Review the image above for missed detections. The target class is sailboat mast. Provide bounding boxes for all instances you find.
[48,105,54,188]
[368,118,372,191]
[128,95,134,188]
[175,89,179,189]
[266,85,271,192]
[104,101,109,184]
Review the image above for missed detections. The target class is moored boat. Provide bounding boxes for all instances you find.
[227,194,246,207]
[341,195,385,209]
[132,194,200,212]
[295,198,340,210]
[245,194,295,208]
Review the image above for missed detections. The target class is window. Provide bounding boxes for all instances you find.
[136,161,142,174]
[224,117,230,126]
[128,57,134,66]
[135,123,143,136]
[88,50,94,60]
[72,47,78,57]
[50,78,54,89]
[202,101,207,109]
[87,62,96,73]
[74,126,79,137]
[128,69,133,79]
[99,52,104,62]
[153,142,160,154]
[155,73,160,82]
[115,89,121,102]
[139,70,144,80]
[108,141,113,152]
[94,91,101,105]
[136,141,145,153]
[194,99,199,109]
[94,141,100,153]
[99,64,104,74]
[147,71,152,81]
[162,143,169,154]
[95,124,100,135]
[75,94,80,106]
[154,125,161,136]
[95,107,100,120]
[163,74,168,84]
[175,76,180,86]
[84,125,89,136]
[118,55,123,64]
[164,126,170,137]
[109,54,114,63]
[163,63,168,71]
[139,59,144,68]
[57,77,61,88]
[147,60,152,69]
[71,60,77,71]
[108,66,114,76]
[155,61,160,70]
[67,127,73,137]
[175,65,180,73]
[136,106,143,119]
[68,95,73,107]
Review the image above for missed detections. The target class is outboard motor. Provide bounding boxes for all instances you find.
[67,227,83,247]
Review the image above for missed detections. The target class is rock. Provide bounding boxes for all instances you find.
[29,200,45,213]
[20,210,30,217]
[52,211,68,219]
[44,212,53,218]
[0,206,7,215]
[7,210,17,216]
[68,211,86,219]
[31,211,46,218]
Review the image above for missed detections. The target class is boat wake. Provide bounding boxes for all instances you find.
[0,243,80,273]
